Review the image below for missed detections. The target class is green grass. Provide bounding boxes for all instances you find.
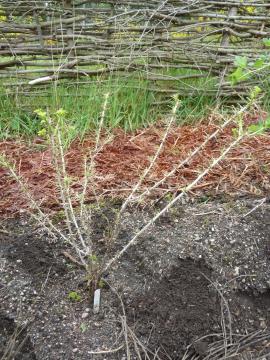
[0,69,223,140]
[0,76,157,140]
[262,83,270,114]
[176,94,217,123]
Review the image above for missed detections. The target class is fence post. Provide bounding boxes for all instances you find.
[63,0,75,57]
[34,10,45,50]
[217,6,238,97]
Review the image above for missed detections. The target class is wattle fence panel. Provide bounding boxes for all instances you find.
[0,0,269,102]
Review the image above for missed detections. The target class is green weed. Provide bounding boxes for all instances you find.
[68,291,82,302]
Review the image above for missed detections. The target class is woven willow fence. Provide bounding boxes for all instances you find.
[0,0,270,102]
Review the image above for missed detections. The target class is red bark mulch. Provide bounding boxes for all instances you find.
[0,115,269,217]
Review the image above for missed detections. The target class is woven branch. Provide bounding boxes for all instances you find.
[0,0,269,99]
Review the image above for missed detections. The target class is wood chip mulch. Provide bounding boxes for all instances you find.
[0,115,269,217]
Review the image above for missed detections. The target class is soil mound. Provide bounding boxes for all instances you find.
[6,232,66,281]
[127,259,220,359]
[0,313,36,360]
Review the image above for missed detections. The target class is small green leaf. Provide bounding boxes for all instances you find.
[232,127,239,138]
[230,68,242,85]
[248,123,265,135]
[253,58,265,69]
[248,117,270,135]
[98,279,105,288]
[249,86,262,100]
[34,109,47,119]
[68,291,81,302]
[37,128,47,138]
[80,323,87,333]
[88,254,98,263]
[262,38,270,47]
[55,108,67,117]
[229,67,249,85]
[265,117,270,128]
[234,56,248,69]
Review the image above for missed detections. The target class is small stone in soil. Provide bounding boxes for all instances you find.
[81,312,89,319]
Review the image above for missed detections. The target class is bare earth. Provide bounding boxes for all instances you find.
[0,198,270,359]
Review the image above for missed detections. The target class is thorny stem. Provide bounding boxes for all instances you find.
[111,97,180,241]
[103,133,244,273]
[104,95,261,270]
[79,92,110,217]
[136,116,232,201]
[0,158,87,265]
[49,120,73,236]
[56,130,89,253]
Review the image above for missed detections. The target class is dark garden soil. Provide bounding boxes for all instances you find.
[1,117,270,359]
[127,259,220,359]
[1,199,270,359]
[0,313,36,360]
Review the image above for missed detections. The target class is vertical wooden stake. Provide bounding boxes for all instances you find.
[217,6,238,97]
[63,0,75,57]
